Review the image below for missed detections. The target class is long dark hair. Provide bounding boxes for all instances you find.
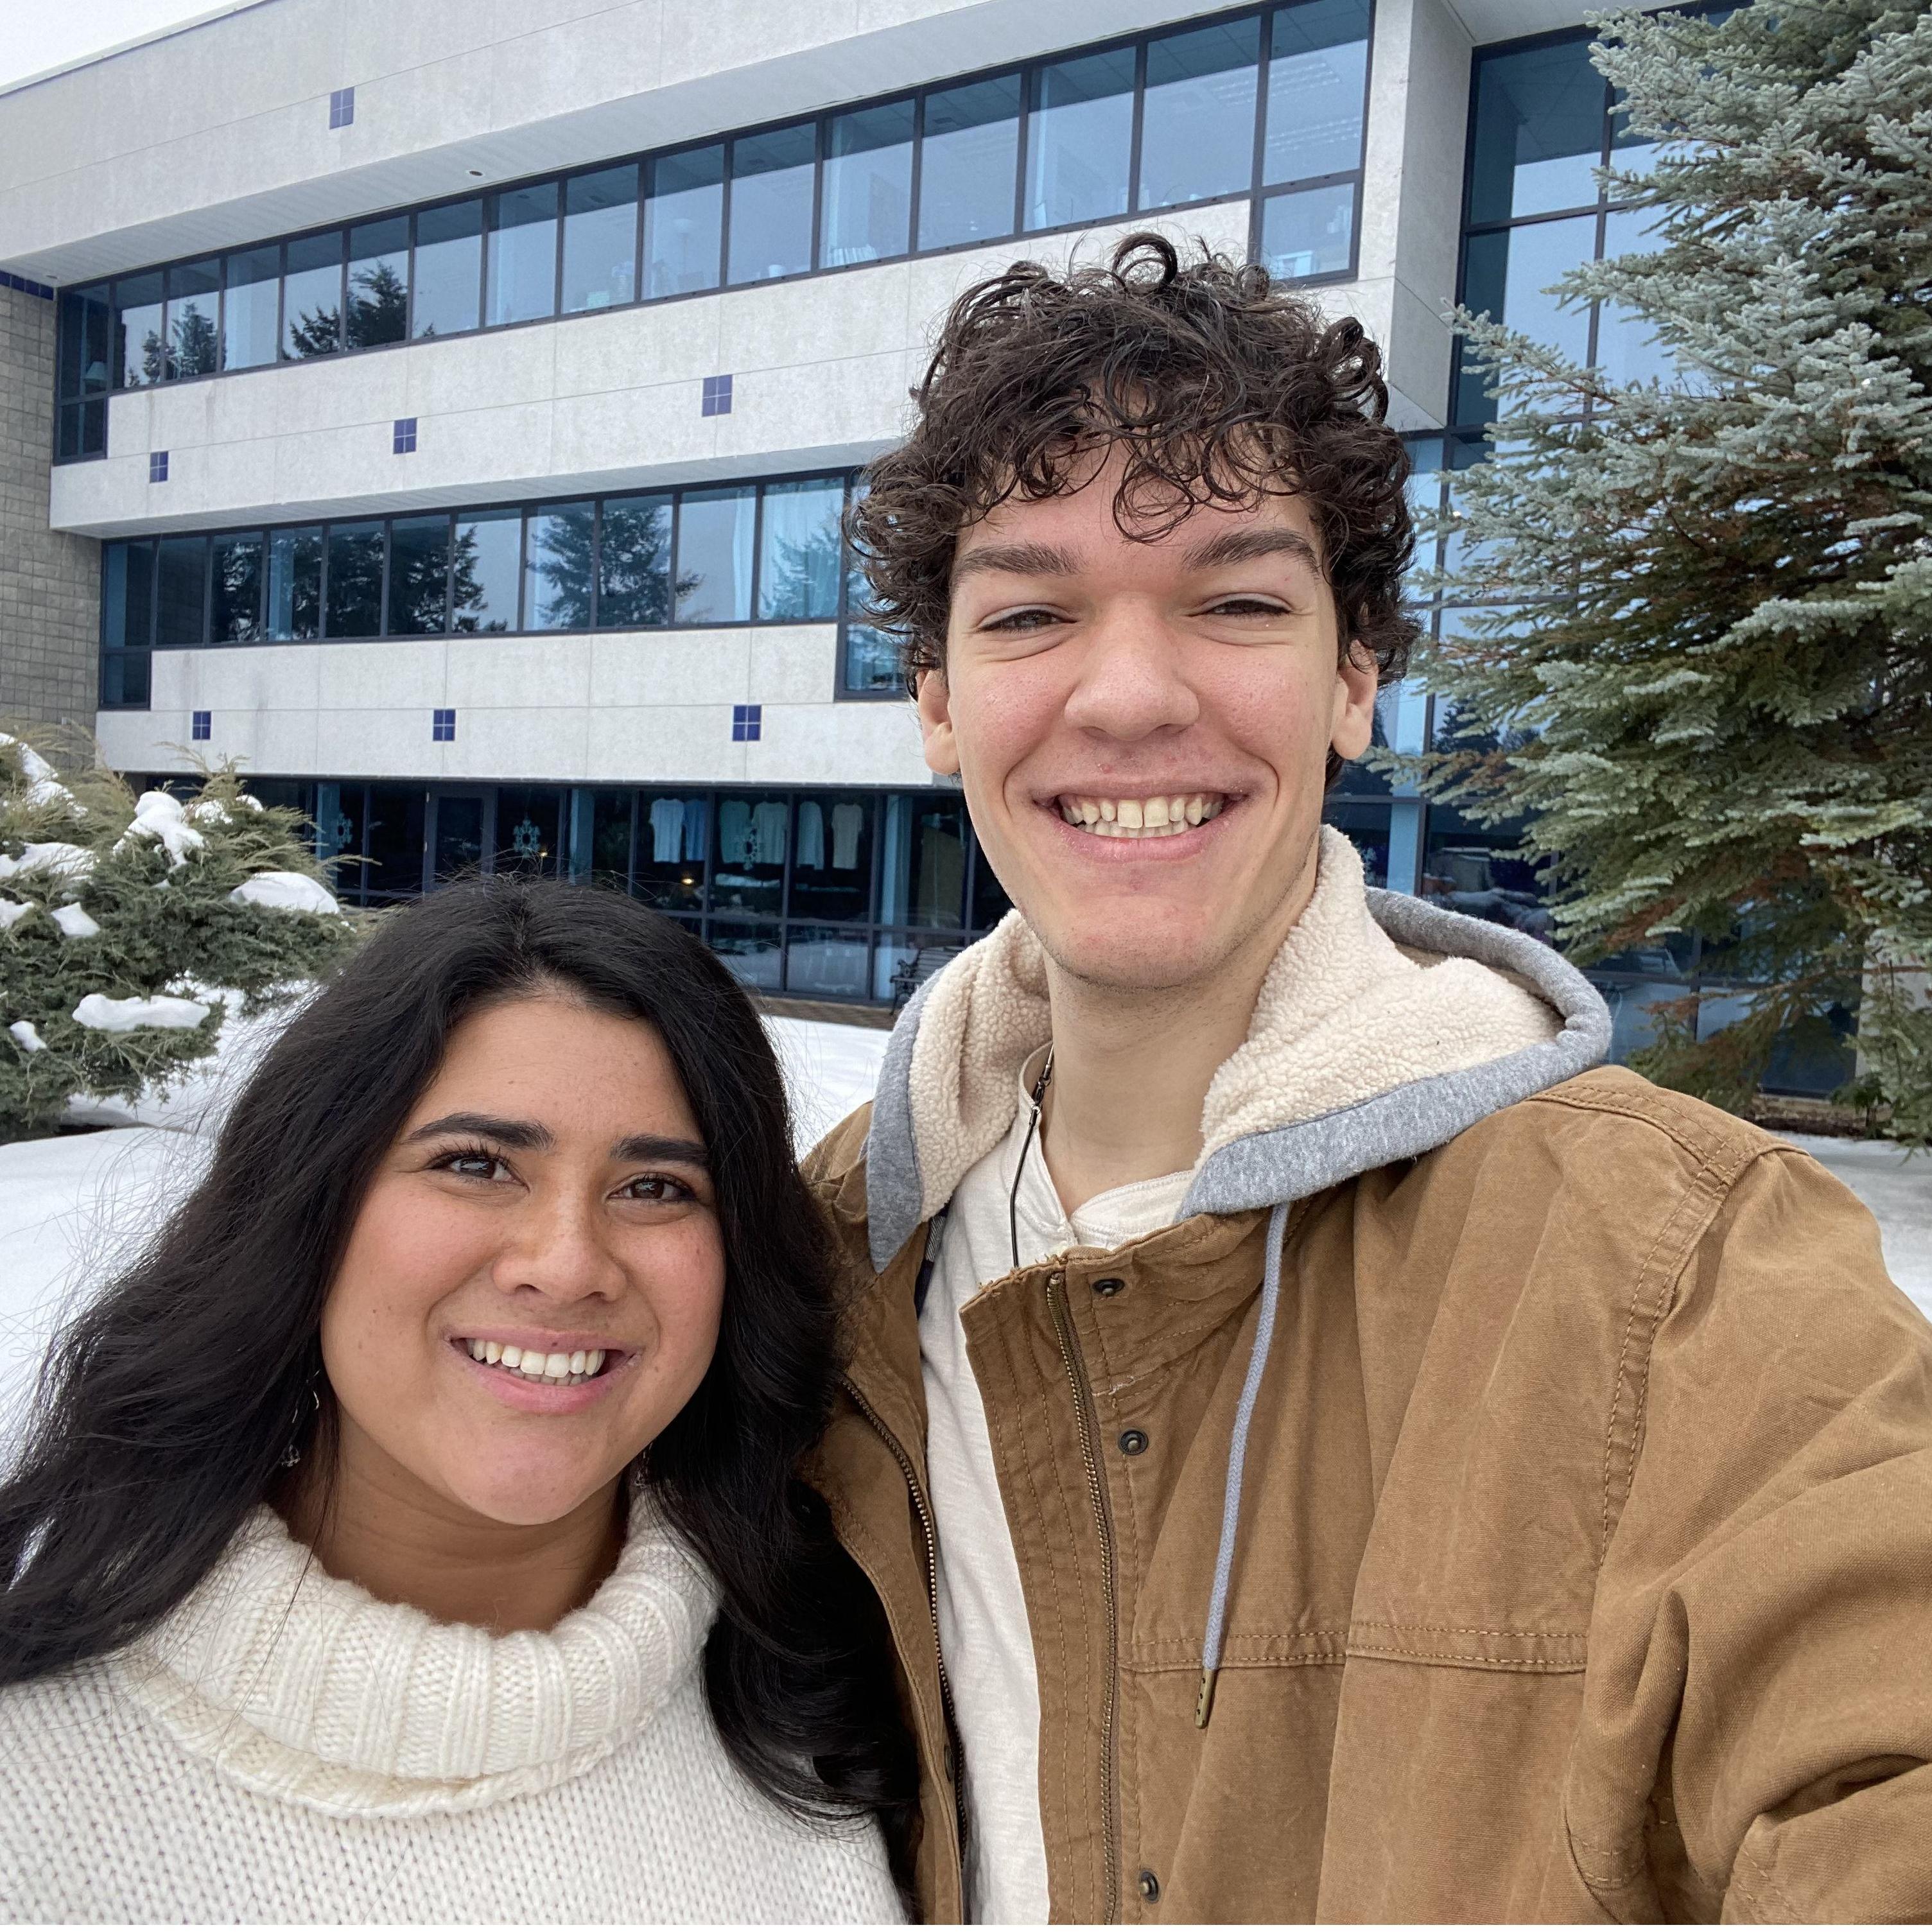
[0,876,914,1841]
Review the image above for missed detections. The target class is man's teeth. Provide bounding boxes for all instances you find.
[1057,794,1225,838]
[464,1339,607,1386]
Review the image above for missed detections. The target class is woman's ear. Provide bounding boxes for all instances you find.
[916,667,961,777]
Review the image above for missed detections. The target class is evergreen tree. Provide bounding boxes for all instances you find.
[0,734,359,1142]
[1397,0,1932,1139]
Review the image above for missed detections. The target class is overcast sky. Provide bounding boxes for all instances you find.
[0,0,231,91]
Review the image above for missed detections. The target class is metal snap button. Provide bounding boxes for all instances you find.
[1136,1868,1161,1902]
[1093,1276,1125,1296]
[1118,1429,1149,1456]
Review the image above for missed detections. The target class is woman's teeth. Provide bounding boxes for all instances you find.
[1057,794,1224,838]
[464,1339,607,1386]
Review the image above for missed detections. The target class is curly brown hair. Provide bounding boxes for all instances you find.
[848,232,1418,698]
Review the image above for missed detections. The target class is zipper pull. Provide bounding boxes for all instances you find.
[1195,1667,1218,1729]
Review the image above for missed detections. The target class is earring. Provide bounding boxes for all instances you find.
[281,1384,322,1468]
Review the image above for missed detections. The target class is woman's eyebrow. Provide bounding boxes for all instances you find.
[611,1134,709,1167]
[405,1111,552,1149]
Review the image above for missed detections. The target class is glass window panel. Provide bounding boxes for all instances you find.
[727,124,816,284]
[597,492,673,628]
[821,100,912,267]
[585,787,634,888]
[485,181,559,327]
[1459,213,1596,376]
[387,514,451,635]
[1140,19,1260,211]
[844,624,901,693]
[431,795,485,883]
[785,924,871,998]
[1025,49,1134,231]
[1466,39,1608,224]
[103,540,156,649]
[523,501,594,631]
[789,793,873,923]
[636,791,705,909]
[451,508,520,632]
[101,649,152,709]
[878,793,966,928]
[114,271,164,387]
[675,487,755,623]
[758,475,844,620]
[58,284,112,399]
[222,246,281,370]
[210,532,264,641]
[711,918,784,990]
[282,231,344,360]
[1265,0,1370,185]
[57,400,108,463]
[1596,204,1672,387]
[155,535,209,647]
[712,792,787,916]
[1258,180,1355,280]
[970,836,1013,931]
[347,216,410,349]
[562,164,639,313]
[412,199,482,338]
[494,785,566,876]
[918,75,1021,251]
[266,527,323,640]
[163,259,220,379]
[365,785,426,900]
[643,144,724,298]
[325,521,385,639]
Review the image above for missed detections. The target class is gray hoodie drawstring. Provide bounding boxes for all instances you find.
[1196,1197,1290,1728]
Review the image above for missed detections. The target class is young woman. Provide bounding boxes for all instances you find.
[0,877,912,1922]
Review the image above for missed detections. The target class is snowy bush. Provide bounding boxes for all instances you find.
[0,733,360,1141]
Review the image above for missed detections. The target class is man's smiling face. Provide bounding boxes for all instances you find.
[919,449,1379,994]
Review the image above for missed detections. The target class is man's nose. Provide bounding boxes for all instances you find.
[1061,602,1201,742]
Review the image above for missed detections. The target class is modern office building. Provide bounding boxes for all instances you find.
[3,0,1832,1072]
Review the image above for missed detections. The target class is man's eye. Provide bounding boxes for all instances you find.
[983,607,1061,632]
[1206,596,1289,618]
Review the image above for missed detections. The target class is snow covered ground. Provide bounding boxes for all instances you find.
[3,1013,1926,1442]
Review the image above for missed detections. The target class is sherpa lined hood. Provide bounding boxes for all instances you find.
[864,826,1612,1271]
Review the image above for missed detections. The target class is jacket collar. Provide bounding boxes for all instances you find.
[863,828,1612,1269]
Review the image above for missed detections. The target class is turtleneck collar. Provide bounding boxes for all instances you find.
[111,1492,718,1818]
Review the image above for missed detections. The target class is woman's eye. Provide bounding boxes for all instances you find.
[434,1148,510,1181]
[619,1173,695,1204]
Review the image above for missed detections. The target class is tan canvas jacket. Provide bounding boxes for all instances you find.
[800,832,1932,1924]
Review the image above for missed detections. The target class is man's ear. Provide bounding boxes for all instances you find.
[916,665,961,777]
[1329,641,1379,763]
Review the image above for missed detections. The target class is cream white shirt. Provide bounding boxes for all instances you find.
[919,1062,1190,1923]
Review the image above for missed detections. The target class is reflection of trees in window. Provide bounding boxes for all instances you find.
[213,538,263,640]
[530,510,595,631]
[287,302,343,358]
[326,529,385,638]
[599,498,697,627]
[388,521,471,635]
[169,308,218,379]
[760,524,842,620]
[138,329,167,386]
[346,261,408,349]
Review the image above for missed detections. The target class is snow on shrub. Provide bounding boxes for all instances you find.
[0,732,361,1141]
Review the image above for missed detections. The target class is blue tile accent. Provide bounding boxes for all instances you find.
[701,372,733,417]
[0,270,53,300]
[731,702,761,743]
[432,707,456,742]
[148,449,168,483]
[329,86,355,128]
[392,416,417,454]
[191,710,211,742]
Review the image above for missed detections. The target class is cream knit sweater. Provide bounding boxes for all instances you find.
[0,1499,905,1924]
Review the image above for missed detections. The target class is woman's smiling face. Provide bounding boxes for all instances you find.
[318,993,726,1528]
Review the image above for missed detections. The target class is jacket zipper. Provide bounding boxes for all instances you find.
[1045,1266,1122,1924]
[837,1371,967,1858]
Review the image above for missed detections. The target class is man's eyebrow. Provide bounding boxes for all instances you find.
[1182,527,1325,574]
[950,542,1081,586]
[611,1133,709,1168]
[405,1111,554,1149]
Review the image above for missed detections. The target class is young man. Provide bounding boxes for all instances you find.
[802,236,1931,1922]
